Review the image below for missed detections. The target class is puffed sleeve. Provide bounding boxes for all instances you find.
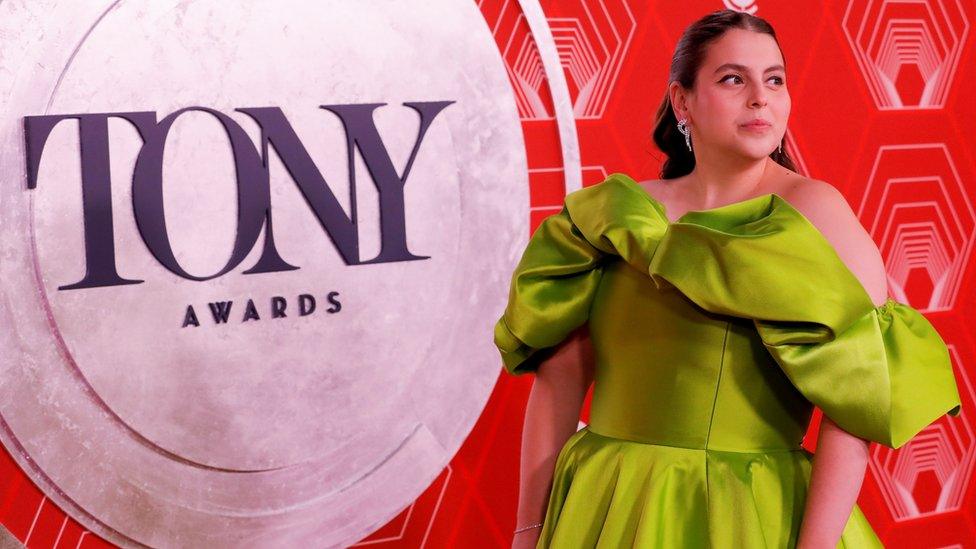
[493,205,607,375]
[646,193,963,449]
[755,299,962,449]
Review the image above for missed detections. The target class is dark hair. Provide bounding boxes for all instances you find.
[652,9,797,179]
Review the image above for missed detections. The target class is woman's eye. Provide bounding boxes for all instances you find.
[719,74,785,86]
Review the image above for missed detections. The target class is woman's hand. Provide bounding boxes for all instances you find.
[511,526,541,549]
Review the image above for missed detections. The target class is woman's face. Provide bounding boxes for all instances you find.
[672,28,790,162]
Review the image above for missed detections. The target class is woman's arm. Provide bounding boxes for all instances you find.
[513,324,595,545]
[796,414,871,548]
[786,181,892,548]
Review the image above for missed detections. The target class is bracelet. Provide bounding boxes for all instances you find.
[514,522,543,534]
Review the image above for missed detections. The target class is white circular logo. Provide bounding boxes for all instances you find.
[0,1,527,546]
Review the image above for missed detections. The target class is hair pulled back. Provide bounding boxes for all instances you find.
[652,9,797,179]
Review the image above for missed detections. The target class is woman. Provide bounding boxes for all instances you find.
[493,9,962,549]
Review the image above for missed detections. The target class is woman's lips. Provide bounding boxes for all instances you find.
[740,122,772,132]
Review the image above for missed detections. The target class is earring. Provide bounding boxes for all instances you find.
[778,142,783,154]
[676,118,692,152]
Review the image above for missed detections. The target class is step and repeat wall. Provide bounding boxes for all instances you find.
[0,0,973,547]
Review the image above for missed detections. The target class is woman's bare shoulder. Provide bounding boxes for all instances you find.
[778,176,855,237]
[781,178,889,306]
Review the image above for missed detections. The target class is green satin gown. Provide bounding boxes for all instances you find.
[493,173,963,548]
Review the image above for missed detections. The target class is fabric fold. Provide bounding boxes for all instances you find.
[493,204,607,375]
[493,173,962,448]
[540,428,885,548]
[757,299,962,449]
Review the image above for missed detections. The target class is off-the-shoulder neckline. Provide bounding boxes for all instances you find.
[604,172,895,311]
[612,172,780,224]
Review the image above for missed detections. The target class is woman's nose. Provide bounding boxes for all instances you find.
[749,83,768,108]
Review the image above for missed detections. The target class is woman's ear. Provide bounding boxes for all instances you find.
[669,81,690,121]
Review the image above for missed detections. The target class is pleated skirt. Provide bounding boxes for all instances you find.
[536,427,884,548]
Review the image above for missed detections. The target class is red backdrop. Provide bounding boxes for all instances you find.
[2,1,974,547]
